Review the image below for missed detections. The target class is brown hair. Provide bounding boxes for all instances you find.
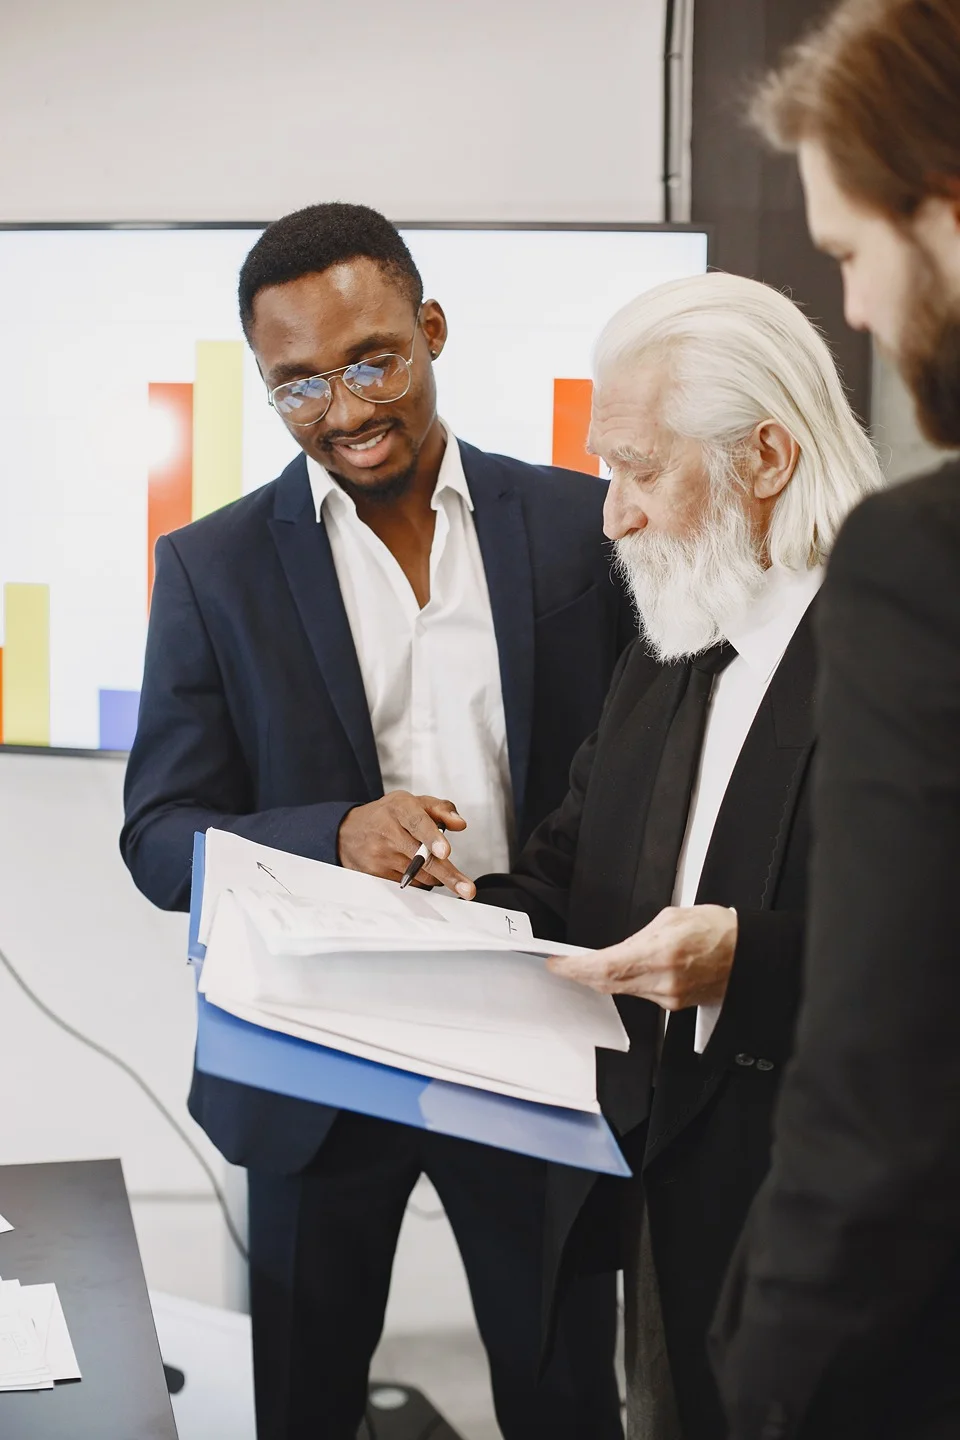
[753,0,960,219]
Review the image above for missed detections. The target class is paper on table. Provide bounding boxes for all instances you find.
[0,1279,53,1391]
[21,1284,81,1382]
[0,1280,81,1388]
[198,828,534,949]
[0,1213,11,1235]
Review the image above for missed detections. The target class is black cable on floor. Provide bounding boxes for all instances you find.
[0,938,248,1264]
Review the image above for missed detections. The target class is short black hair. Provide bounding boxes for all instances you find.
[238,202,423,338]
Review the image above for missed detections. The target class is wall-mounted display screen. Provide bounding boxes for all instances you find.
[0,223,708,752]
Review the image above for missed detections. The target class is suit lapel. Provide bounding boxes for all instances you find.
[268,455,383,799]
[583,655,690,1137]
[644,605,818,1168]
[460,442,536,824]
[695,604,817,913]
[569,655,689,946]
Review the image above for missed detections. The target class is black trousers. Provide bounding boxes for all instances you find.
[248,1112,623,1440]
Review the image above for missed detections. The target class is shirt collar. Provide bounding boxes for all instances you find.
[721,563,824,684]
[305,421,471,522]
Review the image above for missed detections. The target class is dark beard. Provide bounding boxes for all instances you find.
[898,247,960,448]
[327,462,418,506]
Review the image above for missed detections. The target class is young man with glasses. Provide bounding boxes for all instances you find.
[121,203,633,1440]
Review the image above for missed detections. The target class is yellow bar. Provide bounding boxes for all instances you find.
[3,583,50,746]
[192,340,244,520]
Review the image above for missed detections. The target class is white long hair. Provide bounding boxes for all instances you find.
[593,271,885,568]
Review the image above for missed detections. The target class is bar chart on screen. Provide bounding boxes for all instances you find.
[0,225,706,752]
[1,336,250,751]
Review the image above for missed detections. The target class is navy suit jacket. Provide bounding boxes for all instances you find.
[121,440,635,1173]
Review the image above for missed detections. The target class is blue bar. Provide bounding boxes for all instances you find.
[98,688,140,751]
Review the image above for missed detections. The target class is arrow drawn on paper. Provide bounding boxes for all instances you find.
[256,862,293,894]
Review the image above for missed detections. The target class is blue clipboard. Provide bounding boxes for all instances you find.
[190,833,630,1177]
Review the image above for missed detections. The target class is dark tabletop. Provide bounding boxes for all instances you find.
[0,1158,177,1439]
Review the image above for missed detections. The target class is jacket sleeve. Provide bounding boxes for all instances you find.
[700,910,806,1068]
[710,485,960,1438]
[120,535,361,912]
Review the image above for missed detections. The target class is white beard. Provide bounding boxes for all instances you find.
[615,486,768,662]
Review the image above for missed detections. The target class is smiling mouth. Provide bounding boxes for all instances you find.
[325,422,399,470]
[326,421,392,451]
[342,432,384,451]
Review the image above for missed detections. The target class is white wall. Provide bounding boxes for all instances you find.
[0,0,665,225]
[0,753,243,1307]
[0,0,668,1333]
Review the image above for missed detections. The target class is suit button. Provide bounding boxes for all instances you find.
[756,1058,775,1072]
[734,1053,755,1067]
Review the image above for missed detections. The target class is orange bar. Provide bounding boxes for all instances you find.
[148,382,194,608]
[552,378,600,477]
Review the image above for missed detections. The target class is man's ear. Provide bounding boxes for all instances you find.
[420,299,448,359]
[749,419,800,501]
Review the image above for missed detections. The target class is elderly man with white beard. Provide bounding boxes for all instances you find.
[468,272,885,1440]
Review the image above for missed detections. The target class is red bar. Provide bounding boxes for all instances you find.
[148,383,194,608]
[552,378,600,477]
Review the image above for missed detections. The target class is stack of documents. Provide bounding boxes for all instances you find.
[197,830,628,1113]
[0,1277,81,1391]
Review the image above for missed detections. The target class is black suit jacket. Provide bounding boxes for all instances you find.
[711,461,960,1440]
[478,606,818,1440]
[121,441,634,1174]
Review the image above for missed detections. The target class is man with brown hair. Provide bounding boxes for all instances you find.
[709,3,960,1439]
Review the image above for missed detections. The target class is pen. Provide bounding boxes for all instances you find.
[400,825,446,890]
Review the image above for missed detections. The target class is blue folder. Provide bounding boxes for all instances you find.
[190,833,630,1176]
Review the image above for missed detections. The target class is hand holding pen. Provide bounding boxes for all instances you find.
[338,791,476,898]
[401,825,447,889]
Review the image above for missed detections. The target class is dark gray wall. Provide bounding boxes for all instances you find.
[690,0,872,423]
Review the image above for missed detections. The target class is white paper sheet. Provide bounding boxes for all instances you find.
[0,1213,11,1235]
[219,889,625,1046]
[216,993,602,1112]
[197,830,629,1113]
[0,1279,81,1389]
[259,1001,600,1107]
[201,895,599,1107]
[21,1284,81,1382]
[199,829,533,948]
[0,1280,53,1391]
[232,887,541,957]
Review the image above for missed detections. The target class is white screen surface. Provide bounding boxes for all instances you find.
[0,225,707,751]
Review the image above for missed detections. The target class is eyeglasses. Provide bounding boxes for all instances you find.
[267,317,421,428]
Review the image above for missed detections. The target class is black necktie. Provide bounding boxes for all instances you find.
[631,641,738,922]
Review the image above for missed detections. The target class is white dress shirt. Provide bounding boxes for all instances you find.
[668,563,824,1053]
[306,428,514,879]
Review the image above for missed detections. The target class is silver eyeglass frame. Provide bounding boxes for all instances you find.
[267,313,422,428]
